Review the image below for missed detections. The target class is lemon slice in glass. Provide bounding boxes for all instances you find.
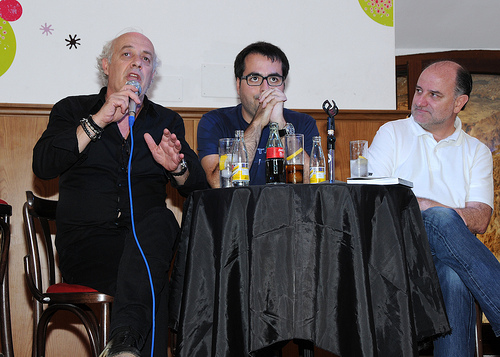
[286,147,303,161]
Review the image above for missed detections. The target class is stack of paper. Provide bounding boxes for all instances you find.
[346,177,413,188]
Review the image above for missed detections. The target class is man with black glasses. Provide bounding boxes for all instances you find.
[197,41,319,187]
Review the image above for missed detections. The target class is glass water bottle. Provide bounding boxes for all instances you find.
[309,136,326,184]
[231,130,250,186]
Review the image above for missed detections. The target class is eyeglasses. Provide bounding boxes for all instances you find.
[241,74,284,87]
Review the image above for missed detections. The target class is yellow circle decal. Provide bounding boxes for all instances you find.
[0,18,16,77]
[358,0,393,27]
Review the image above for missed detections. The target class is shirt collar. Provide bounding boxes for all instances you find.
[448,117,462,142]
[410,115,463,144]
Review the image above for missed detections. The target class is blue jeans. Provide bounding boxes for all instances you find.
[422,207,500,356]
[432,259,475,356]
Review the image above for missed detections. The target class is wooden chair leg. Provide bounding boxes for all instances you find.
[100,302,111,352]
[37,305,101,357]
[475,301,483,357]
[0,273,13,357]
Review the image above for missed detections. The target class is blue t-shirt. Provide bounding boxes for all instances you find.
[197,104,320,185]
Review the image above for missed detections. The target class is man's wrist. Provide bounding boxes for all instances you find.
[171,158,188,176]
[90,112,108,130]
[80,115,103,141]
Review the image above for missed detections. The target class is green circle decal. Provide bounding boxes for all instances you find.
[0,18,16,77]
[359,0,393,27]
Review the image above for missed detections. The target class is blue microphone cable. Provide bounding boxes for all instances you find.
[127,105,156,357]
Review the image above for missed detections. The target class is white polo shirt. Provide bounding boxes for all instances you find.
[367,116,494,209]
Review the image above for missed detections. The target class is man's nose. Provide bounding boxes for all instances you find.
[131,56,142,68]
[260,79,270,92]
[414,94,427,107]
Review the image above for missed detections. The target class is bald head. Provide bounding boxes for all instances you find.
[423,60,472,109]
[97,31,160,87]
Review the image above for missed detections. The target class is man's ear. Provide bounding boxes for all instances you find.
[454,94,469,113]
[236,77,241,97]
[102,58,110,76]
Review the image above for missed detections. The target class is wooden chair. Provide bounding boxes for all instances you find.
[23,191,114,357]
[0,201,13,357]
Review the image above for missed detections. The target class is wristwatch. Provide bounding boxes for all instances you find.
[279,122,295,137]
[171,159,188,176]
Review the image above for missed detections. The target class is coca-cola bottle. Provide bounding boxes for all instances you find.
[231,130,250,186]
[309,136,326,184]
[265,122,285,184]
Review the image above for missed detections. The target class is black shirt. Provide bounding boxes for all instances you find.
[33,87,208,244]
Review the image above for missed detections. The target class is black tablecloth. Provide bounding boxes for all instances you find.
[169,183,450,356]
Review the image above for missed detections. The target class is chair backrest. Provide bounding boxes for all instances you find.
[0,201,12,225]
[23,191,58,305]
[0,203,14,357]
[0,220,10,291]
[23,192,114,356]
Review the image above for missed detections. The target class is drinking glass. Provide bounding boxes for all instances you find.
[285,134,304,184]
[349,140,368,177]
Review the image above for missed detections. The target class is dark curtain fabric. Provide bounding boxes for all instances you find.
[169,183,450,357]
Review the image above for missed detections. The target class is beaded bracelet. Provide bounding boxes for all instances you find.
[80,116,102,141]
[87,115,104,135]
[80,118,96,141]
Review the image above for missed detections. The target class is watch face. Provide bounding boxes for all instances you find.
[284,122,295,135]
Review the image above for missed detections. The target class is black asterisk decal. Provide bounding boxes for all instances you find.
[65,34,81,49]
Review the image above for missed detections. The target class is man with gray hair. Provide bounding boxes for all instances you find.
[368,60,500,356]
[33,31,207,356]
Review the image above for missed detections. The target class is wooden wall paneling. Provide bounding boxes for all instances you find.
[0,111,85,357]
[165,117,197,224]
[0,103,408,356]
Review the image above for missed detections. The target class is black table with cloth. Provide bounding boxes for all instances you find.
[168,183,450,356]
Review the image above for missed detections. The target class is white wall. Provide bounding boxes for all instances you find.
[1,0,395,109]
[395,0,500,56]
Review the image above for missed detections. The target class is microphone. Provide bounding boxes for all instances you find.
[322,99,338,182]
[126,80,142,125]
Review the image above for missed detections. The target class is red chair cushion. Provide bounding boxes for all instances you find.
[0,200,7,205]
[47,283,98,293]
